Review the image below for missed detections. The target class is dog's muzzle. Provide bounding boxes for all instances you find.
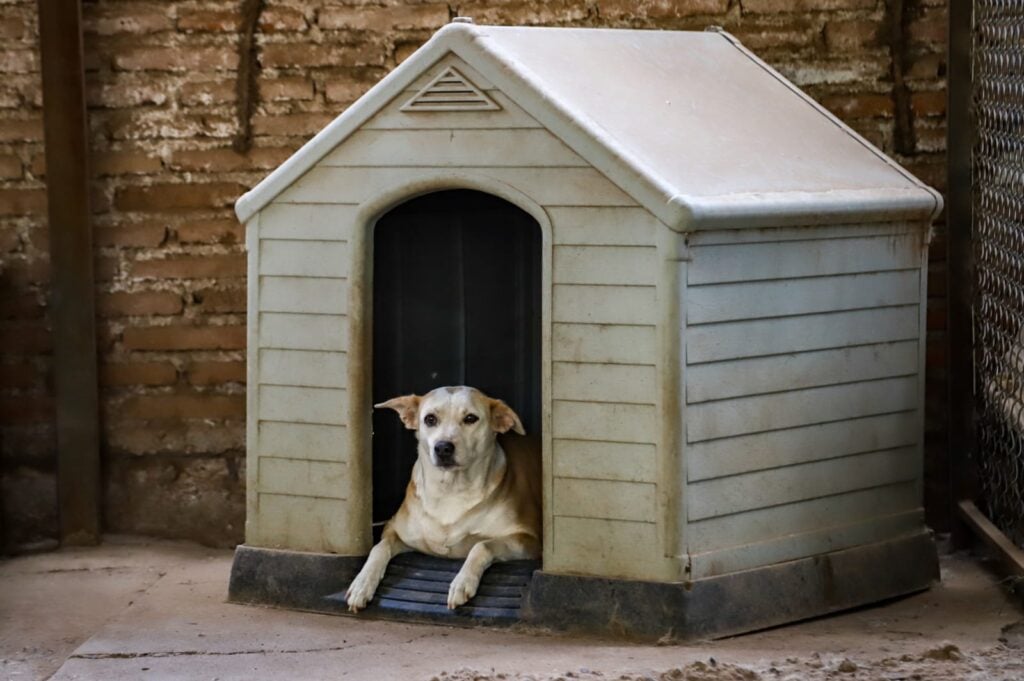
[433,440,456,468]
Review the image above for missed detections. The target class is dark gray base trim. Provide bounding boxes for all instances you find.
[228,531,938,640]
[525,531,939,640]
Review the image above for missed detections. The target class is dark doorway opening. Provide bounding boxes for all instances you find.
[372,189,542,525]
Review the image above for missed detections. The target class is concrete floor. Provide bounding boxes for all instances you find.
[1,536,1022,681]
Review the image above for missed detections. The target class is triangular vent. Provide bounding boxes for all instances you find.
[401,67,501,112]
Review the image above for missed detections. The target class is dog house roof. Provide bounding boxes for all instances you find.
[236,23,942,229]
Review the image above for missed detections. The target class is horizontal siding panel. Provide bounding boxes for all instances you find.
[687,305,919,364]
[547,517,659,580]
[688,481,919,553]
[688,446,919,521]
[553,439,657,483]
[260,240,350,278]
[553,401,656,444]
[688,411,919,481]
[254,493,351,553]
[687,223,916,247]
[553,285,657,325]
[276,167,636,207]
[688,375,918,442]
[688,234,921,285]
[553,245,658,286]
[552,323,656,365]
[260,349,347,388]
[365,91,542,130]
[259,457,348,499]
[553,478,657,522]
[686,341,919,403]
[260,277,347,315]
[321,129,586,168]
[259,313,347,351]
[259,385,347,425]
[687,270,920,325]
[258,421,347,462]
[688,511,924,579]
[260,203,354,241]
[549,207,662,246]
[553,362,656,405]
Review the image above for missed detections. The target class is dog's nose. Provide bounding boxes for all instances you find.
[434,440,455,464]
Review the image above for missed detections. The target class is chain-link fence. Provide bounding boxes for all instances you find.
[972,0,1024,550]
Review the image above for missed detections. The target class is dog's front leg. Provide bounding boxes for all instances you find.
[346,526,408,613]
[448,533,539,609]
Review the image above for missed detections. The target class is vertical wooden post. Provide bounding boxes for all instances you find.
[947,0,975,548]
[37,0,101,545]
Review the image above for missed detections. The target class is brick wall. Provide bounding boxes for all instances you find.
[0,0,949,550]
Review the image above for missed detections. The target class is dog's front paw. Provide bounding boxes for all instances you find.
[447,570,480,609]
[345,573,378,613]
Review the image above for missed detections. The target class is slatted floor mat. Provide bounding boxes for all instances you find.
[325,552,539,623]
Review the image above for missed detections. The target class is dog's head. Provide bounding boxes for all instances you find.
[375,386,525,471]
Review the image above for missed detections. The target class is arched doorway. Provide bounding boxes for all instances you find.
[371,189,542,526]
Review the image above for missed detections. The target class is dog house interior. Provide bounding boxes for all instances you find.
[372,190,542,527]
[228,21,944,640]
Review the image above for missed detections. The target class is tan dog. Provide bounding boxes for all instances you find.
[346,386,541,612]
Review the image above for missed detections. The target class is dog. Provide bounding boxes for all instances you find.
[345,386,541,611]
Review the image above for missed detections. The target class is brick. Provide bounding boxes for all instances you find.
[915,125,946,154]
[0,396,53,424]
[122,325,246,351]
[909,10,946,46]
[100,362,178,387]
[825,19,882,52]
[104,419,244,456]
[0,322,51,353]
[95,256,121,283]
[0,87,22,108]
[0,226,20,253]
[594,0,729,20]
[261,8,308,32]
[252,112,336,137]
[0,117,43,142]
[0,293,44,320]
[94,223,168,248]
[911,90,946,117]
[177,10,239,32]
[325,78,379,103]
[0,15,30,42]
[0,362,37,389]
[113,47,238,72]
[179,79,236,107]
[728,21,819,50]
[260,77,314,102]
[741,0,875,12]
[318,5,449,31]
[2,258,50,287]
[98,291,184,317]
[168,147,292,173]
[0,155,22,179]
[84,6,171,35]
[119,393,245,420]
[131,253,246,280]
[175,219,244,245]
[93,150,163,176]
[260,43,385,69]
[0,188,46,216]
[187,361,245,386]
[115,183,245,212]
[194,287,246,313]
[821,93,894,119]
[0,50,37,74]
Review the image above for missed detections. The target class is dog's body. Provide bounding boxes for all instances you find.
[345,386,541,611]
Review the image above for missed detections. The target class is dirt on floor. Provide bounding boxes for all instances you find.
[1,536,1022,681]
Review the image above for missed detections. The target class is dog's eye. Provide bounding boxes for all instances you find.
[463,414,479,425]
[424,414,438,427]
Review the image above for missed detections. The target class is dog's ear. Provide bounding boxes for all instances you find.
[489,399,525,435]
[374,395,422,430]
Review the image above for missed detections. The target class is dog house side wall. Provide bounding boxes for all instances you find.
[244,57,678,581]
[681,220,930,580]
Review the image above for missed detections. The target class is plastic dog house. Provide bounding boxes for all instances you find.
[228,21,943,639]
